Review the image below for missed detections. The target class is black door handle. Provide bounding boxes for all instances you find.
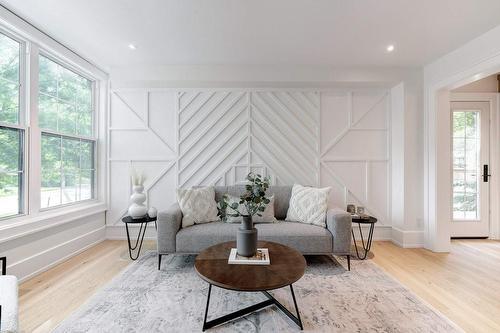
[483,164,491,182]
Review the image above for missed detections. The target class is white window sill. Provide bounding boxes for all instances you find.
[0,201,107,244]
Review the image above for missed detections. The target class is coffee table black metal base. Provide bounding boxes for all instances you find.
[202,284,303,331]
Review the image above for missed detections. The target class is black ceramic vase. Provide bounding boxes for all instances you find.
[237,215,258,257]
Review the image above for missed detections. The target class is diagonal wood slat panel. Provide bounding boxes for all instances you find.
[179,92,246,150]
[178,91,249,187]
[251,91,319,186]
[251,92,318,154]
[251,109,316,176]
[177,91,320,189]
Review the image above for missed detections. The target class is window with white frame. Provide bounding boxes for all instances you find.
[0,23,99,220]
[0,31,24,218]
[38,55,96,208]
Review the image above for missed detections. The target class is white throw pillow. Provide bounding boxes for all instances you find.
[225,195,278,223]
[176,186,219,228]
[285,184,331,227]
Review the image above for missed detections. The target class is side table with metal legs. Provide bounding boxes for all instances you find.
[122,215,157,260]
[351,216,377,260]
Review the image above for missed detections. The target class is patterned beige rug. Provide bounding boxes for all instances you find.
[54,252,462,332]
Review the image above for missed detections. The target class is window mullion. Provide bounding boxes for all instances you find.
[40,128,96,142]
[59,135,63,205]
[27,43,42,214]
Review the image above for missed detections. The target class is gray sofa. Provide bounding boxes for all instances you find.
[157,185,352,270]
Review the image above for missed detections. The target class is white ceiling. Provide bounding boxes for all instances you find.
[2,0,500,70]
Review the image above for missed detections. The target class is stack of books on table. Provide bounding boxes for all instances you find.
[228,248,270,265]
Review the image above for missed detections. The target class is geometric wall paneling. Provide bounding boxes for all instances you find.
[319,164,350,210]
[111,91,148,126]
[108,87,390,228]
[108,159,176,225]
[129,160,175,193]
[250,91,320,186]
[321,160,386,223]
[367,161,389,221]
[320,92,350,153]
[319,90,390,225]
[321,91,389,159]
[109,130,176,160]
[322,130,388,160]
[110,93,146,128]
[108,89,177,225]
[178,91,246,143]
[110,91,176,158]
[351,94,388,130]
[108,161,132,224]
[323,161,367,201]
[148,91,177,153]
[142,161,176,216]
[351,91,388,127]
[177,91,249,188]
[177,90,320,188]
[107,160,175,224]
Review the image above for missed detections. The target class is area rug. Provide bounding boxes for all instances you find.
[54,252,461,332]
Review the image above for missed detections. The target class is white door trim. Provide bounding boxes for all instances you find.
[425,64,500,252]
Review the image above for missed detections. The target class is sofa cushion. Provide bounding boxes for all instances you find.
[176,221,333,254]
[286,184,330,227]
[0,275,19,333]
[176,186,219,228]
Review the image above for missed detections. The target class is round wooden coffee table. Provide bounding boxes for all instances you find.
[195,241,306,331]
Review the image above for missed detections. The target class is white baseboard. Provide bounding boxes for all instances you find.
[391,227,425,248]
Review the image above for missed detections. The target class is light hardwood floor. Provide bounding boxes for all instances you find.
[18,239,500,332]
[371,240,500,333]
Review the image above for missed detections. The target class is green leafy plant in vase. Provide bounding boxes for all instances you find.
[218,173,271,257]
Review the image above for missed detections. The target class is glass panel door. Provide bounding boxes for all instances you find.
[452,110,480,220]
[450,101,490,238]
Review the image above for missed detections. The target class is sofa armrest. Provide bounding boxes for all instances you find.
[157,203,183,254]
[0,256,6,275]
[0,275,19,333]
[326,208,352,255]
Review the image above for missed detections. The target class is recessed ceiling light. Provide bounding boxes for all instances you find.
[386,44,395,53]
[128,44,137,50]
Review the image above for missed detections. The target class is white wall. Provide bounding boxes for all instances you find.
[453,74,498,93]
[389,78,425,247]
[0,210,105,281]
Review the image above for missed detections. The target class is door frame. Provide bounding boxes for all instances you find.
[425,87,499,252]
[449,96,496,237]
[424,28,500,252]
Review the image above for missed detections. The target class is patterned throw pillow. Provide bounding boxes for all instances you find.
[224,195,278,223]
[285,184,331,227]
[176,186,219,228]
